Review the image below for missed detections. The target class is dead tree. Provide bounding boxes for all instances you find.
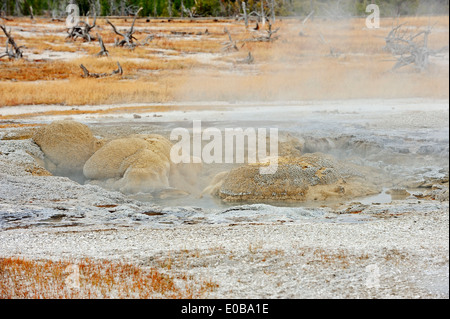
[96,33,109,57]
[222,28,239,52]
[268,0,275,23]
[265,22,279,41]
[384,23,448,72]
[0,25,23,60]
[181,4,195,18]
[29,5,34,22]
[251,21,279,42]
[142,34,154,45]
[67,8,97,42]
[248,1,269,26]
[298,10,314,37]
[107,7,142,48]
[80,62,123,78]
[260,0,266,26]
[242,1,248,28]
[318,32,341,58]
[0,11,12,21]
[237,51,254,64]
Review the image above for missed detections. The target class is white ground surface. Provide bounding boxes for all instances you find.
[0,98,448,299]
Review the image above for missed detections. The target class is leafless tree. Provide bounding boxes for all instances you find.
[107,7,142,48]
[384,22,449,71]
[67,7,97,42]
[250,21,279,42]
[0,24,23,59]
[222,27,239,52]
[298,10,314,37]
[96,33,109,57]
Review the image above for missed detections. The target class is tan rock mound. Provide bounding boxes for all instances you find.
[207,153,382,202]
[83,137,149,180]
[278,133,304,157]
[32,120,100,176]
[83,135,172,194]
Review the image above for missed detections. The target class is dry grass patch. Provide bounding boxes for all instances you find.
[0,60,77,81]
[0,256,218,299]
[0,16,448,108]
[152,37,223,53]
[0,78,174,107]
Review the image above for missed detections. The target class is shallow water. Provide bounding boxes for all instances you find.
[21,99,448,212]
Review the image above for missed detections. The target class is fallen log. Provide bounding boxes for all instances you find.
[80,62,123,78]
[237,51,254,64]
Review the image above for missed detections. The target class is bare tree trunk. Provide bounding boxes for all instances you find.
[120,0,125,16]
[260,0,265,26]
[242,1,248,28]
[29,5,34,21]
[270,0,275,23]
[15,0,23,16]
[168,0,173,18]
[109,0,115,16]
[107,7,143,48]
[96,33,109,56]
[67,6,97,42]
[222,27,239,52]
[0,24,24,59]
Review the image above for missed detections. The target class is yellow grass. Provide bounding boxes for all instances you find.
[0,78,174,106]
[0,16,448,108]
[0,256,218,299]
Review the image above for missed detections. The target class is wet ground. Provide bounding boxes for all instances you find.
[0,98,448,225]
[0,98,448,298]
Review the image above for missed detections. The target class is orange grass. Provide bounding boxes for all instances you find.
[0,77,177,106]
[0,16,448,108]
[0,256,218,299]
[0,104,219,120]
[0,123,41,129]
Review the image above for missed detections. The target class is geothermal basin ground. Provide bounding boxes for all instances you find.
[0,98,448,298]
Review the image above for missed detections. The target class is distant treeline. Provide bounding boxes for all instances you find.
[1,0,449,18]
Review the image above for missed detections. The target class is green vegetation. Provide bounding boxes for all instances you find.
[1,0,448,18]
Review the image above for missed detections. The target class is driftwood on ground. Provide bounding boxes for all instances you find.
[298,10,314,36]
[318,32,341,58]
[96,34,109,57]
[236,51,254,64]
[80,62,123,78]
[0,12,12,21]
[384,22,448,71]
[222,28,239,52]
[107,7,142,48]
[67,8,97,42]
[249,21,279,42]
[0,25,23,60]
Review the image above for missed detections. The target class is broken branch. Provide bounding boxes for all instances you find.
[80,62,123,78]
